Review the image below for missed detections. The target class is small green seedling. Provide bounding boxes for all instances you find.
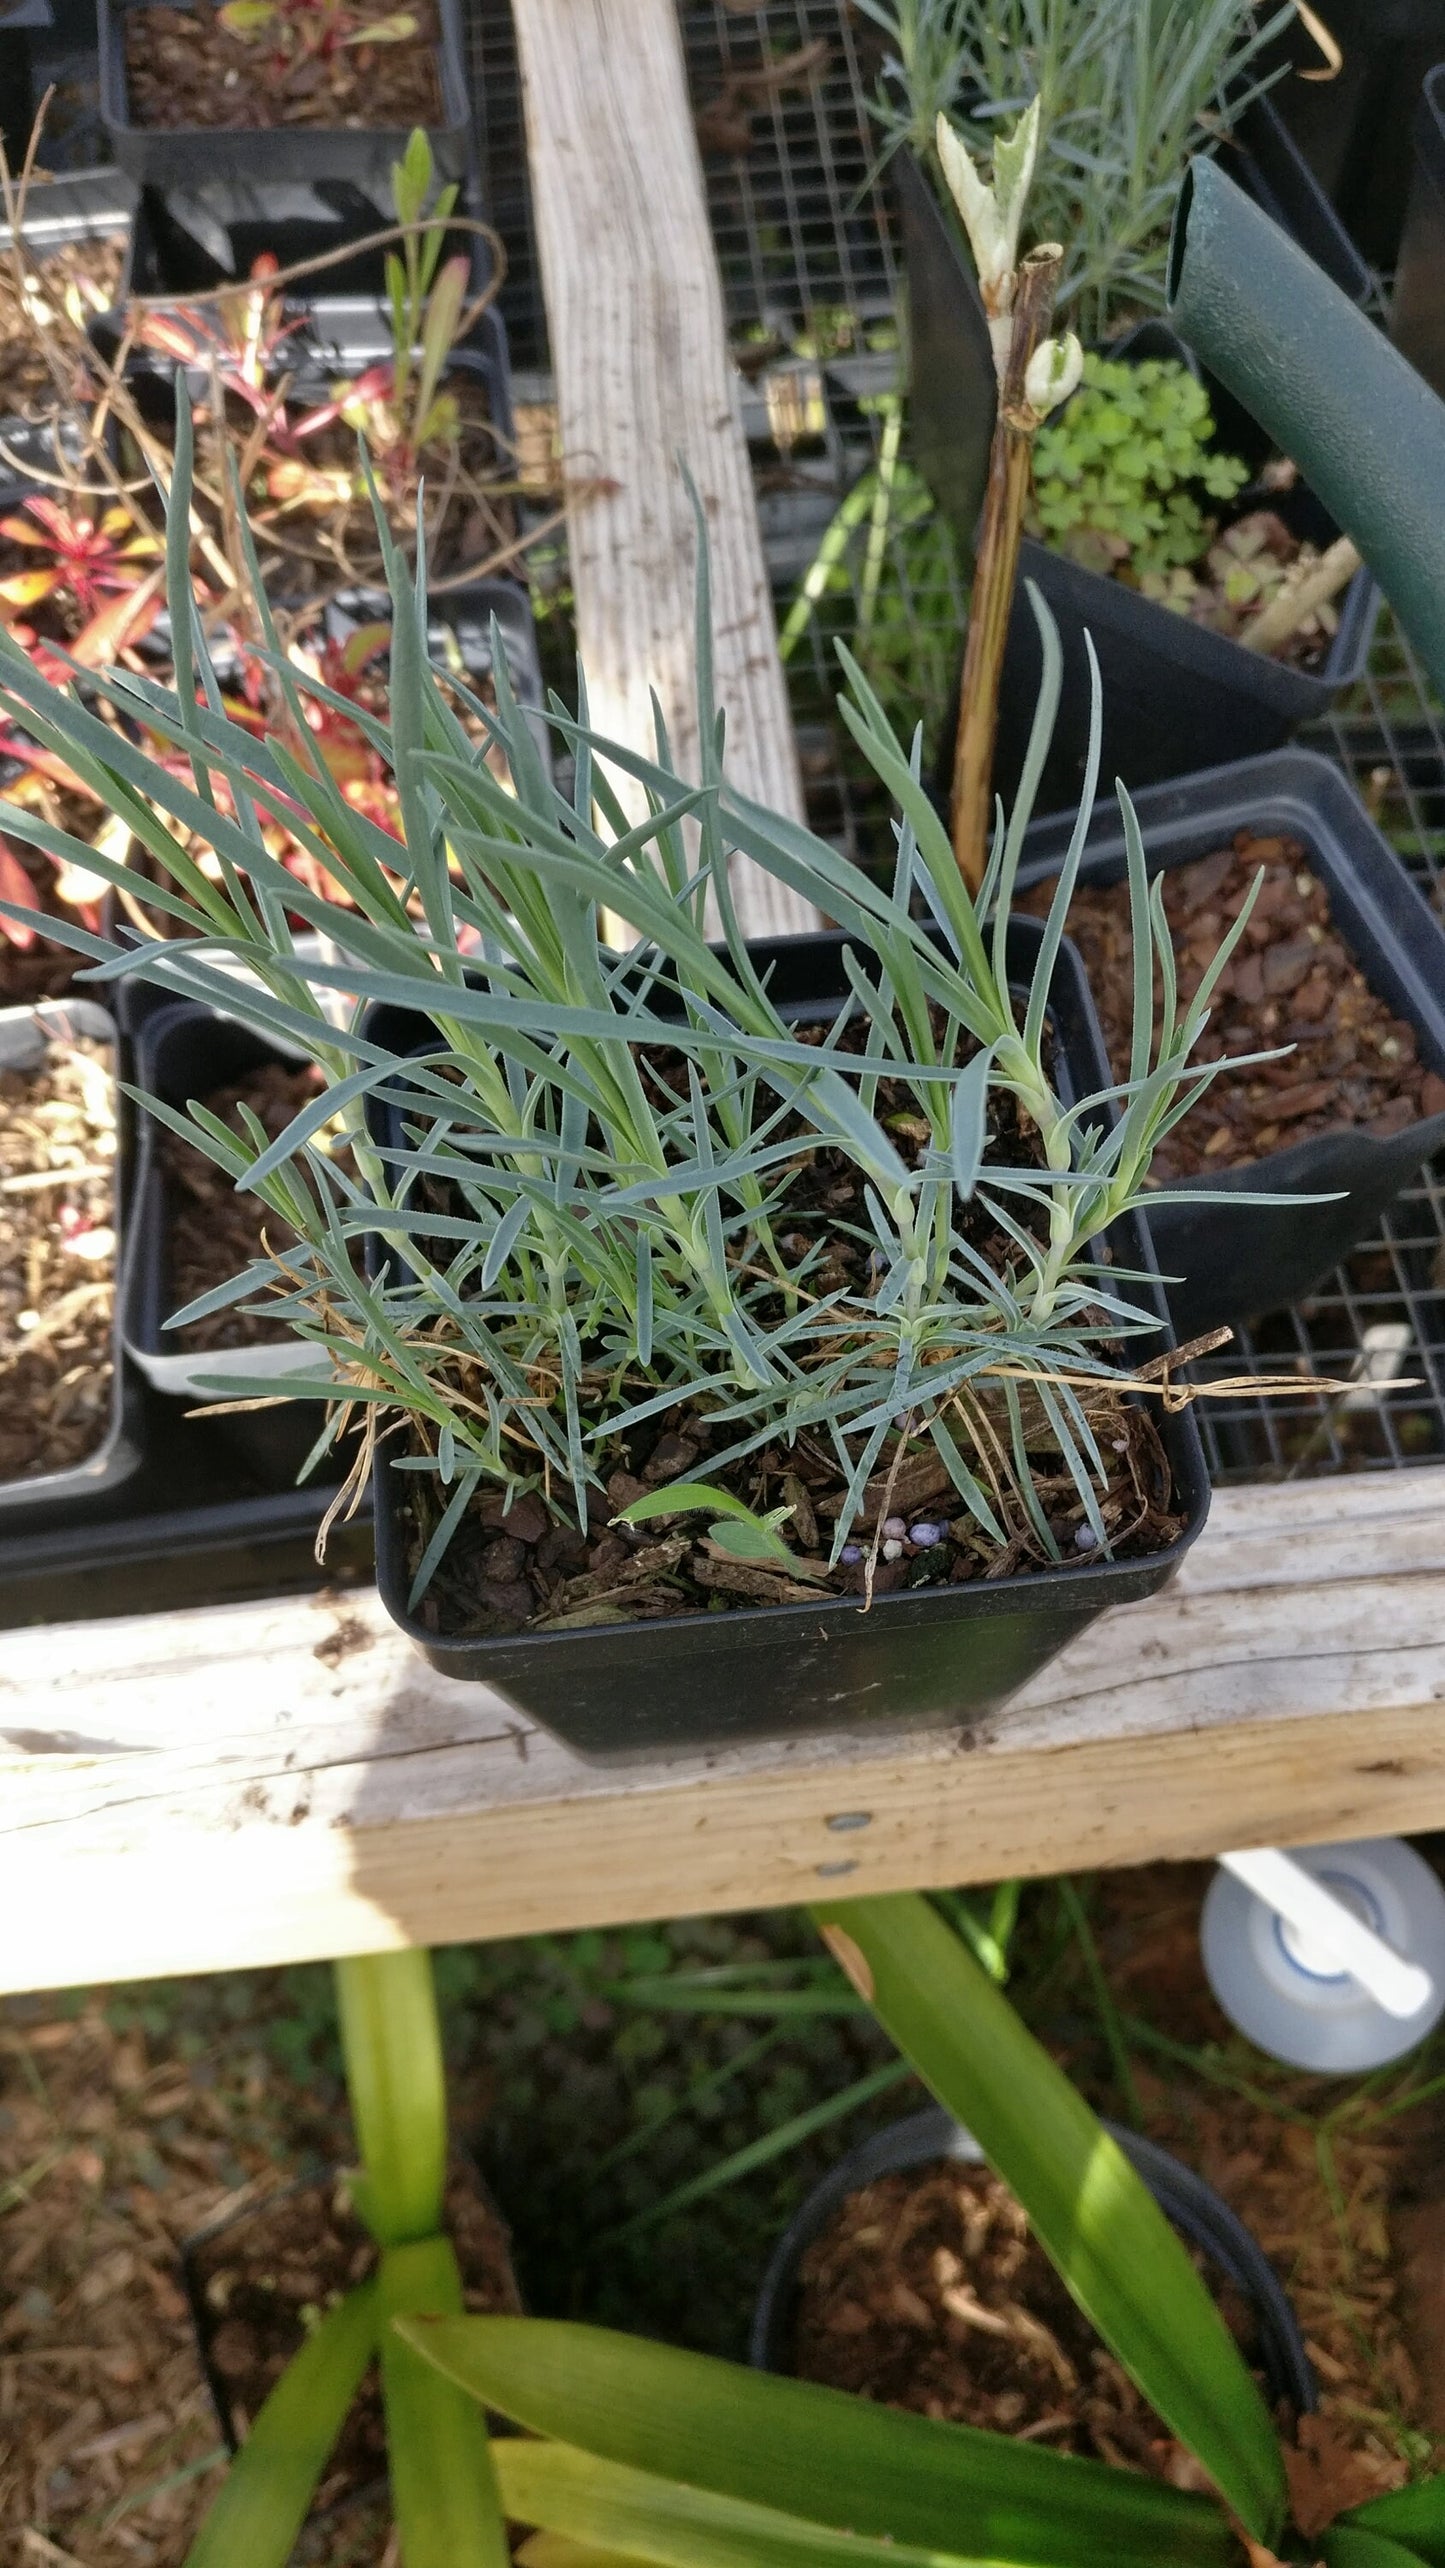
[612,1483,831,1579]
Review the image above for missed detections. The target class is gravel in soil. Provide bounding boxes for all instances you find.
[0,232,127,414]
[0,1031,116,1485]
[1024,831,1445,1180]
[792,2154,1264,2467]
[159,1060,351,1352]
[124,0,444,132]
[190,2159,520,2506]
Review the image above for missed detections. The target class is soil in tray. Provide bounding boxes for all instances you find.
[401,1012,1186,1640]
[1047,501,1347,673]
[124,0,445,133]
[160,1059,352,1351]
[240,385,515,595]
[791,2154,1269,2463]
[0,1030,116,1483]
[1023,831,1445,1182]
[190,2159,520,2502]
[0,230,127,414]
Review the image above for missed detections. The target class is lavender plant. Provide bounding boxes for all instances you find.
[0,404,1284,1599]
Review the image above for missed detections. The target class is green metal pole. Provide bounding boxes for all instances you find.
[1168,153,1445,701]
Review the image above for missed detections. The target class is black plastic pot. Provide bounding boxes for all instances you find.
[1018,747,1445,1339]
[1390,63,1445,402]
[1256,1,1445,274]
[123,999,332,1487]
[0,0,51,163]
[115,166,496,331]
[367,922,1210,1761]
[983,501,1378,821]
[99,0,473,184]
[749,2104,1318,2421]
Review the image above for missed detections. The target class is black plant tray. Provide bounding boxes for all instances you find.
[115,165,499,336]
[748,2104,1317,2421]
[98,0,474,184]
[1391,62,1445,403]
[364,923,1210,1760]
[1018,746,1445,1339]
[124,999,339,1488]
[0,1370,372,1630]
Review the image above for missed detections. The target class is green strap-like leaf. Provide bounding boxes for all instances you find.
[397,2315,1233,2568]
[494,2438,1035,2568]
[809,1894,1287,2549]
[335,1949,447,2245]
[1343,2475,1445,2564]
[1321,2527,1433,2568]
[380,2237,509,2568]
[182,2283,377,2568]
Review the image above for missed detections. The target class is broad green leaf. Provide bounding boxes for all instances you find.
[520,2536,654,2568]
[335,1950,447,2245]
[182,2284,376,2567]
[1322,2531,1433,2568]
[216,0,273,31]
[1345,2476,1445,2564]
[494,2438,1035,2568]
[397,2315,1234,2568]
[809,1894,1286,2549]
[380,2237,508,2568]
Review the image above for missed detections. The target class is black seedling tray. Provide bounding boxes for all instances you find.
[1019,746,1445,1340]
[117,165,497,325]
[363,923,1210,1761]
[99,0,474,184]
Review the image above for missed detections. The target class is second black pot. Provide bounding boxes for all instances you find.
[749,2104,1317,2421]
[1018,747,1445,1339]
[366,921,1210,1761]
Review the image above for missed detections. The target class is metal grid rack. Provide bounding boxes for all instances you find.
[465,0,1445,1488]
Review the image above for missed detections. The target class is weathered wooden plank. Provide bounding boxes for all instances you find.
[2,1468,1444,1993]
[513,0,819,936]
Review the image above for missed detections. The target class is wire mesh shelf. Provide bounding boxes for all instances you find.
[466,0,1445,1490]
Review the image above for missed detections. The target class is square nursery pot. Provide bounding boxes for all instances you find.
[107,164,498,341]
[99,0,473,185]
[1390,62,1445,402]
[1018,746,1445,1341]
[122,998,339,1486]
[366,922,1211,1762]
[0,167,135,484]
[982,498,1379,821]
[0,995,144,1528]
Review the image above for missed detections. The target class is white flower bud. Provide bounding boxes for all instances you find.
[1024,331,1084,418]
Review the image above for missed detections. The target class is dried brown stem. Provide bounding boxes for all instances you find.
[950,244,1062,896]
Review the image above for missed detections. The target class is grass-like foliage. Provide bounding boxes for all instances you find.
[860,0,1291,340]
[0,407,1271,1596]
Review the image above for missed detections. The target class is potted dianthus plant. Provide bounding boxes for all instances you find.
[0,404,1310,1760]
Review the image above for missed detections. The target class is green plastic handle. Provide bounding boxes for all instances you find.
[1168,153,1445,700]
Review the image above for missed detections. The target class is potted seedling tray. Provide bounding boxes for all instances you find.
[750,2105,1316,2423]
[98,0,473,185]
[364,922,1210,1763]
[1018,747,1445,1340]
[1390,63,1445,402]
[0,994,143,1526]
[0,1398,372,1629]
